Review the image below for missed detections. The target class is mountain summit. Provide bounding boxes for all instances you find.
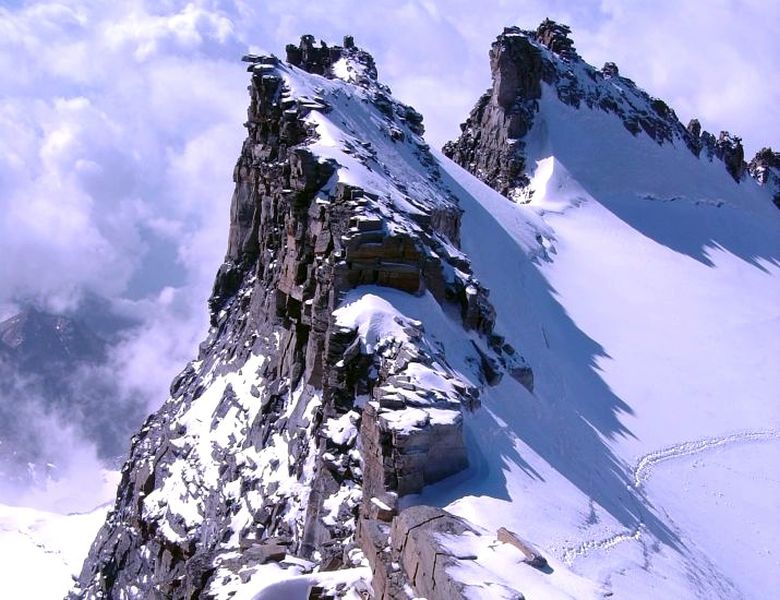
[70,33,532,599]
[70,22,780,600]
[444,20,775,201]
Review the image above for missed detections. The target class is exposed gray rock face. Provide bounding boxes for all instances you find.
[360,505,529,599]
[535,18,578,60]
[390,506,482,599]
[285,34,378,86]
[444,19,752,199]
[442,26,544,197]
[748,147,780,208]
[686,120,746,181]
[69,36,531,600]
[601,61,619,78]
[357,316,478,502]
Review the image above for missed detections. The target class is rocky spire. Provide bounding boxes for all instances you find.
[70,34,530,600]
[749,147,780,184]
[442,27,544,198]
[715,131,746,181]
[534,18,578,60]
[686,119,746,181]
[284,34,378,83]
[602,61,620,77]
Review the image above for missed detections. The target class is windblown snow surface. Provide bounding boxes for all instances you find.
[0,470,119,599]
[413,84,780,598]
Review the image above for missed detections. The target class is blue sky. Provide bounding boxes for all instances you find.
[1,0,777,409]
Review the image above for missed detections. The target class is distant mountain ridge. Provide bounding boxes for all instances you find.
[0,305,145,491]
[0,307,107,372]
[444,19,776,202]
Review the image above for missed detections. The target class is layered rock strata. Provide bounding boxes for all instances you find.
[359,505,542,599]
[70,36,530,599]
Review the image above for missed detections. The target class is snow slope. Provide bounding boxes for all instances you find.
[0,502,111,599]
[418,82,780,598]
[272,58,780,597]
[43,42,777,599]
[0,468,118,599]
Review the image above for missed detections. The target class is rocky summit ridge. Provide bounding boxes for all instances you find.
[443,19,778,204]
[70,33,531,600]
[68,20,779,600]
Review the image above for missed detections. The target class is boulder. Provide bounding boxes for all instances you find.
[496,527,548,568]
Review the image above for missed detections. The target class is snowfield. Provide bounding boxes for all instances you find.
[0,469,118,598]
[0,501,111,599]
[416,83,780,598]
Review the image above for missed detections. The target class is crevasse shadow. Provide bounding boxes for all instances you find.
[425,163,682,551]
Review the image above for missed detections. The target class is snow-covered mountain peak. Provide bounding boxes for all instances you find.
[239,36,459,250]
[437,20,780,600]
[61,25,780,600]
[444,19,773,200]
[71,34,539,599]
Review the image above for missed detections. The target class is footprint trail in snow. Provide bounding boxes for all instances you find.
[632,429,779,487]
[563,428,780,565]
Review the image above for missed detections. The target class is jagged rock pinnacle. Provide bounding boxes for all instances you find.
[749,147,780,207]
[686,121,746,181]
[535,18,578,59]
[285,34,378,82]
[602,61,619,77]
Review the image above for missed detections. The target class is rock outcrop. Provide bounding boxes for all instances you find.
[284,34,377,84]
[748,147,780,208]
[686,120,746,181]
[444,19,753,200]
[360,505,538,599]
[70,35,531,600]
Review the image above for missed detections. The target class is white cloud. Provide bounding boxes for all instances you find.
[0,0,245,300]
[109,287,210,410]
